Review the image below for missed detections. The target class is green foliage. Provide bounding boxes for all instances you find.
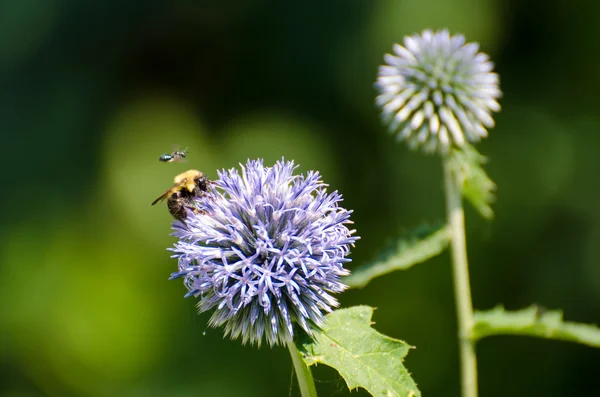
[297,306,421,397]
[448,144,496,219]
[473,305,600,348]
[345,224,450,288]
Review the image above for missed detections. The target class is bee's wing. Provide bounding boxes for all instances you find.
[151,188,172,206]
[172,144,188,152]
[151,179,189,206]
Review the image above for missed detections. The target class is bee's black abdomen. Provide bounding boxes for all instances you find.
[159,154,174,162]
[167,193,189,220]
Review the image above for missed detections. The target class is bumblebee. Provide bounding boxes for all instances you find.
[151,169,210,220]
[159,147,188,163]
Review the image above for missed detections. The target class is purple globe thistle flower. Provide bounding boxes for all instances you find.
[169,159,358,347]
[375,29,502,153]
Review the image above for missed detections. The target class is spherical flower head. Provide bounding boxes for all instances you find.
[169,159,359,347]
[375,29,502,153]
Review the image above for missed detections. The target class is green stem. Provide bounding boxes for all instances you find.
[443,158,478,397]
[287,339,318,397]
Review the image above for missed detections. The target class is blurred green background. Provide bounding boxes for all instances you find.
[1,0,599,396]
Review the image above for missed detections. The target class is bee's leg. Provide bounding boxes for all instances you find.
[192,208,207,215]
[198,186,217,200]
[192,186,204,197]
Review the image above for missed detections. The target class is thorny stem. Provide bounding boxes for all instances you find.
[287,339,318,397]
[443,158,478,397]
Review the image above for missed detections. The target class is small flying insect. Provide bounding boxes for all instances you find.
[159,147,188,163]
[151,169,211,221]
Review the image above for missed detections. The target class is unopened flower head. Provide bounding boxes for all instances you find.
[375,29,502,153]
[169,159,358,347]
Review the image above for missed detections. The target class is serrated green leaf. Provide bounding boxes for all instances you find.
[448,143,496,219]
[297,306,421,397]
[345,224,450,289]
[473,305,600,347]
